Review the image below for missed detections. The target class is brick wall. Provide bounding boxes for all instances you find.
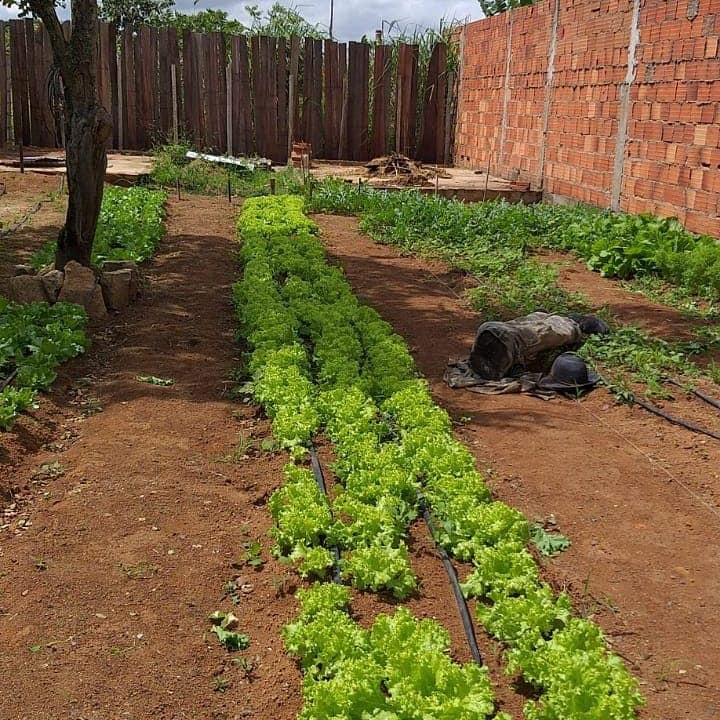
[455,0,720,237]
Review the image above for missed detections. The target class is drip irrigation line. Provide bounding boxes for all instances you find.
[421,503,484,667]
[666,378,720,413]
[631,395,720,441]
[308,444,342,584]
[596,372,720,442]
[0,368,19,391]
[0,194,58,241]
[575,399,720,524]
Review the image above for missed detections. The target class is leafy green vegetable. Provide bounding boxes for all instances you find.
[136,375,175,386]
[530,524,572,557]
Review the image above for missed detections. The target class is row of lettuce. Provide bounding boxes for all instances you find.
[233,196,643,720]
[0,187,166,429]
[307,179,720,304]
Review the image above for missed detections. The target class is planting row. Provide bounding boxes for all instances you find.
[233,196,643,720]
[31,186,167,270]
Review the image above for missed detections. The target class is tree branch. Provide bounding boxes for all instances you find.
[26,0,68,70]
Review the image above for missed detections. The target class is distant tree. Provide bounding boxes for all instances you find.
[1,0,111,268]
[478,0,535,16]
[163,8,247,35]
[99,0,173,29]
[244,3,327,38]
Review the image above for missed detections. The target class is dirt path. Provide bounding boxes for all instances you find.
[0,197,302,720]
[315,214,720,720]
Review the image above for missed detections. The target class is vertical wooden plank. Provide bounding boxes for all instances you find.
[266,36,279,161]
[311,38,323,157]
[301,36,313,145]
[97,22,113,148]
[133,28,145,148]
[322,39,335,159]
[214,33,228,153]
[209,32,221,151]
[168,28,180,126]
[396,43,419,157]
[434,44,447,164]
[371,43,390,158]
[24,20,40,145]
[122,28,137,149]
[9,20,29,145]
[251,35,267,157]
[346,41,369,161]
[182,29,195,143]
[36,25,54,146]
[337,42,347,158]
[288,35,300,144]
[231,35,252,155]
[196,32,207,147]
[417,42,446,162]
[149,26,160,135]
[158,28,169,135]
[105,23,118,148]
[277,36,287,163]
[0,22,7,147]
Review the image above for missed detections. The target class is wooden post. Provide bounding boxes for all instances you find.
[270,177,276,195]
[226,63,232,156]
[171,63,178,145]
[287,73,296,163]
[18,143,23,173]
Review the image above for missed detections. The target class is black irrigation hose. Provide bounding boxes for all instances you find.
[0,368,19,392]
[309,445,485,665]
[631,395,720,441]
[666,378,720,413]
[597,372,720,442]
[421,504,484,667]
[308,444,343,584]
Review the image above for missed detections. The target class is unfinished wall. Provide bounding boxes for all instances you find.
[455,0,720,236]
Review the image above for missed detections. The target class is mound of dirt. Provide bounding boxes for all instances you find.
[365,153,449,187]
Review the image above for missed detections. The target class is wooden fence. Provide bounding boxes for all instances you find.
[0,21,455,164]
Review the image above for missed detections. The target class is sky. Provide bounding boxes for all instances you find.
[0,1,482,39]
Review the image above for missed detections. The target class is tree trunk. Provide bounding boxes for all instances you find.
[29,0,114,271]
[55,101,112,269]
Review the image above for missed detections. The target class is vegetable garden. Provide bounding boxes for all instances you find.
[1,158,718,720]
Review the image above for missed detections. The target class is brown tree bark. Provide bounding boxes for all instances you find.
[26,0,112,269]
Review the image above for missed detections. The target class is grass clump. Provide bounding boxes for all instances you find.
[151,142,302,197]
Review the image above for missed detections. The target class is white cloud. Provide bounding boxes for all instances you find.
[1,1,481,39]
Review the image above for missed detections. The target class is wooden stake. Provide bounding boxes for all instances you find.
[176,177,181,200]
[18,143,23,173]
[270,177,276,195]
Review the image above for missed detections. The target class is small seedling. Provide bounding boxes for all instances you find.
[239,540,264,569]
[232,656,256,679]
[120,561,159,580]
[136,375,175,386]
[29,644,44,653]
[34,558,47,571]
[213,676,231,692]
[209,611,249,651]
[224,579,241,605]
[217,434,255,464]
